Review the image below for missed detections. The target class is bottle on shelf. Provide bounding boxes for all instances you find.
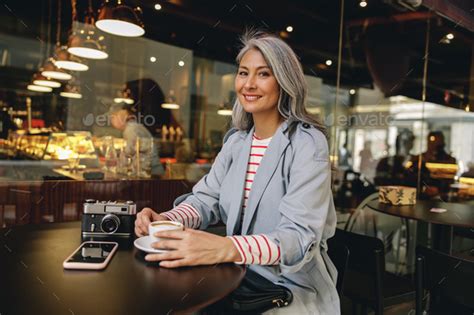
[169,126,176,142]
[104,138,118,173]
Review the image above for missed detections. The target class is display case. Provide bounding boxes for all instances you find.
[7,131,99,167]
[6,130,49,159]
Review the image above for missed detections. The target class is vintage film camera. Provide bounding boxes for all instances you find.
[82,199,136,238]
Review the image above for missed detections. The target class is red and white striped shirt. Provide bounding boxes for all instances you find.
[160,133,281,265]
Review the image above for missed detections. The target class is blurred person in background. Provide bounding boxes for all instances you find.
[108,103,164,176]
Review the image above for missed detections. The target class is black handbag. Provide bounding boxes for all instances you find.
[206,268,293,314]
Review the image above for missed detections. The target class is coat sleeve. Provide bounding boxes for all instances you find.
[266,127,336,275]
[171,129,238,229]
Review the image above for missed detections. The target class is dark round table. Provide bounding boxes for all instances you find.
[367,199,474,253]
[0,222,245,315]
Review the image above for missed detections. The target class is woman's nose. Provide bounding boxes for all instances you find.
[244,74,257,89]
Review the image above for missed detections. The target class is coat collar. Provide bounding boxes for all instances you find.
[226,121,291,235]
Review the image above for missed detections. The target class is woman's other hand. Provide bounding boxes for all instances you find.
[135,207,169,237]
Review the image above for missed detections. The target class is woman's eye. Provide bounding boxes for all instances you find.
[259,72,270,77]
[238,71,248,76]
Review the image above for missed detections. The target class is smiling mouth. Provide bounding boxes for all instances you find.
[243,94,262,102]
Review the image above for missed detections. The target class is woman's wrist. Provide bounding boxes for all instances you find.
[157,213,172,222]
[221,236,243,263]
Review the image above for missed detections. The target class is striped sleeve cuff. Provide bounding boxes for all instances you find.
[227,234,281,265]
[160,203,202,229]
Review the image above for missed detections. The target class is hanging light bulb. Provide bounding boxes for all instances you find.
[54,45,89,71]
[32,73,61,88]
[27,85,52,93]
[96,0,145,37]
[40,58,72,80]
[60,80,82,99]
[113,86,134,104]
[161,90,179,109]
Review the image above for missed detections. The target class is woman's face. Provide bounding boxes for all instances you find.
[235,48,280,116]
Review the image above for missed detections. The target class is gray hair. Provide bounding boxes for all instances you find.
[232,31,326,137]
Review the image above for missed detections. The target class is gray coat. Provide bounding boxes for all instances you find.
[174,121,340,314]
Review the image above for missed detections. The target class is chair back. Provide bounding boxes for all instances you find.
[334,229,388,314]
[333,228,385,275]
[327,233,350,295]
[416,245,474,314]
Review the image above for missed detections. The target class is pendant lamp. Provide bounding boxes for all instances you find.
[217,92,234,116]
[40,58,72,81]
[68,23,108,60]
[113,86,134,104]
[161,90,179,109]
[27,85,53,93]
[60,80,82,99]
[96,0,145,37]
[217,100,233,116]
[32,73,61,88]
[67,0,108,60]
[54,45,89,71]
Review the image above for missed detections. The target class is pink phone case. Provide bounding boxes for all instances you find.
[63,241,118,270]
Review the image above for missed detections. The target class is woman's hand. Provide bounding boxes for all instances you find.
[135,207,168,237]
[145,229,241,268]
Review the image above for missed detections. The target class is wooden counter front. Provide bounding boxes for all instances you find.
[0,179,192,227]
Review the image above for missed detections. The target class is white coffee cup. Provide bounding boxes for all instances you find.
[148,220,184,243]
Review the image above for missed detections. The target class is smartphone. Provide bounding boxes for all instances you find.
[63,241,118,270]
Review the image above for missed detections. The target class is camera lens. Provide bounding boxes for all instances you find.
[100,214,120,234]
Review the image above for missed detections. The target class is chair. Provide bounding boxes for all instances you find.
[345,192,414,275]
[415,245,474,315]
[334,228,415,315]
[327,234,350,296]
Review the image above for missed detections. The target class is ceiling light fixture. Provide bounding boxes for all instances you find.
[154,3,162,10]
[113,86,134,104]
[33,74,61,88]
[41,59,72,80]
[96,0,145,37]
[54,46,89,71]
[217,94,234,116]
[68,0,109,60]
[178,60,185,67]
[286,26,293,33]
[27,85,53,92]
[50,2,89,71]
[359,0,367,7]
[325,59,333,66]
[150,56,157,62]
[446,33,454,40]
[67,0,108,60]
[161,90,179,109]
[217,109,233,116]
[60,81,82,99]
[67,24,108,60]
[349,89,356,95]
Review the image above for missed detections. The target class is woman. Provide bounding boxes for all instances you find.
[135,32,339,314]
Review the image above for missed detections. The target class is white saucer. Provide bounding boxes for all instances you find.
[134,236,167,254]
